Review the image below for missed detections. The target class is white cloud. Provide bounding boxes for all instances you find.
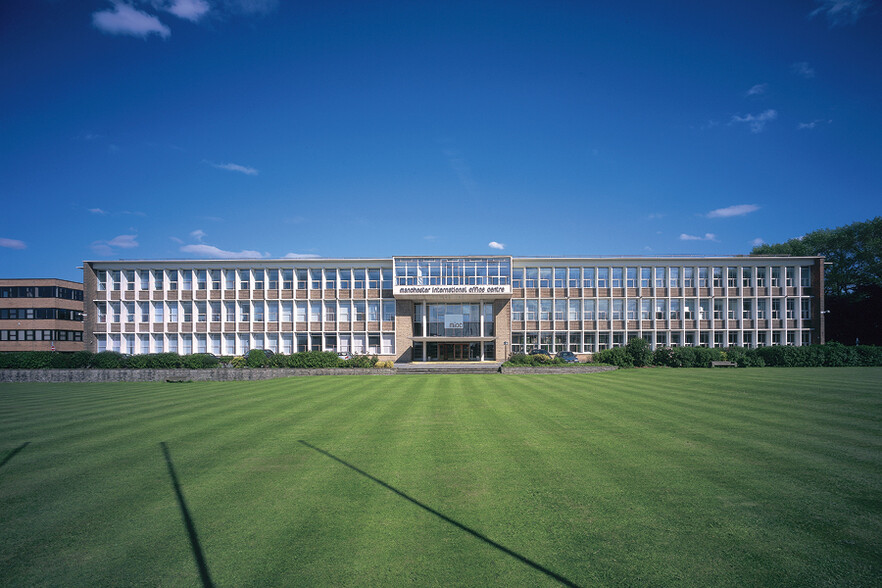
[210,161,259,175]
[157,0,211,21]
[93,2,171,39]
[283,252,321,259]
[792,61,816,79]
[679,233,718,242]
[746,83,768,96]
[488,241,505,250]
[810,0,871,26]
[88,208,108,215]
[750,238,764,247]
[797,119,832,130]
[91,234,139,255]
[181,244,264,258]
[190,229,206,242]
[107,234,139,248]
[730,109,778,133]
[0,238,26,250]
[707,204,760,218]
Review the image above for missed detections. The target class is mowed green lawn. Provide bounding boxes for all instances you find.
[1,369,880,587]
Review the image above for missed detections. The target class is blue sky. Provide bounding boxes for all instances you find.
[1,0,880,281]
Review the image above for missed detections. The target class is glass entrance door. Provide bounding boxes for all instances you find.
[439,343,480,361]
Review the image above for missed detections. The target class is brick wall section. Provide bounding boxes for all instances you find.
[494,298,511,362]
[394,300,413,363]
[0,278,85,352]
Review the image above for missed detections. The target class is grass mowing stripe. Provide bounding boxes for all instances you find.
[300,439,582,588]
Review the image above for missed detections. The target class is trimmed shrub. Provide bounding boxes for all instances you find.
[230,356,246,368]
[625,338,652,367]
[344,354,378,368]
[506,353,534,366]
[91,352,125,369]
[245,350,268,368]
[594,347,634,368]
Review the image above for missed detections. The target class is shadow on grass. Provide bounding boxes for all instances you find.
[160,442,214,588]
[0,442,30,470]
[299,440,582,588]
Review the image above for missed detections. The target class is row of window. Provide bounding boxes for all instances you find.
[96,300,397,324]
[0,329,83,342]
[0,286,83,300]
[95,332,395,355]
[394,257,511,286]
[511,298,813,321]
[510,330,813,354]
[511,266,812,289]
[0,308,84,321]
[96,268,395,292]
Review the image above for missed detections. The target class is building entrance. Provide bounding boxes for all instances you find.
[440,342,476,361]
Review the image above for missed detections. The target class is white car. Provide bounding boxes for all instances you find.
[336,352,351,361]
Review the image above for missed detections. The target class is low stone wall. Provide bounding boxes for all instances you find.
[0,368,394,383]
[499,365,618,374]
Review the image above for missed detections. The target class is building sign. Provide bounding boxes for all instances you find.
[393,284,512,299]
[444,314,464,329]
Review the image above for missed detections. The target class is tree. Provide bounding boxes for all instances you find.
[751,217,882,296]
[751,217,882,344]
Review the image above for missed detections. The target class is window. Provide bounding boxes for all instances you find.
[354,269,365,289]
[770,267,781,287]
[641,268,651,288]
[354,300,366,321]
[225,270,235,289]
[597,299,609,320]
[526,299,538,321]
[742,267,752,289]
[168,303,178,323]
[583,300,595,321]
[801,299,811,319]
[197,270,207,290]
[225,302,235,322]
[140,270,149,290]
[167,271,178,291]
[655,267,665,288]
[698,267,708,287]
[283,269,294,290]
[382,334,394,355]
[742,299,752,320]
[254,302,264,322]
[800,269,811,288]
[239,270,249,290]
[182,271,192,291]
[512,268,524,288]
[239,302,249,322]
[211,270,221,290]
[539,268,552,288]
[655,299,666,320]
[554,268,566,288]
[310,301,322,322]
[267,302,278,322]
[756,267,766,287]
[382,269,392,289]
[669,267,680,288]
[714,299,724,320]
[582,268,594,288]
[597,268,609,288]
[669,299,680,320]
[325,302,336,322]
[612,299,623,320]
[339,269,351,290]
[611,268,623,288]
[338,302,350,322]
[568,267,580,288]
[786,299,795,319]
[568,300,581,321]
[196,302,207,322]
[640,300,651,320]
[97,270,107,291]
[268,270,279,290]
[756,299,767,319]
[713,267,722,288]
[540,300,553,321]
[785,267,795,287]
[125,270,135,291]
[368,301,380,322]
[253,270,264,290]
[626,267,637,288]
[312,269,323,290]
[296,301,307,322]
[382,301,395,322]
[140,303,149,323]
[554,300,566,320]
[727,267,737,288]
[683,267,694,288]
[512,300,525,321]
[281,302,292,322]
[684,299,694,320]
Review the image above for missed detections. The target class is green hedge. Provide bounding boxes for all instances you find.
[504,353,567,366]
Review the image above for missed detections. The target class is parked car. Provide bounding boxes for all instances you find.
[336,352,351,361]
[557,351,579,363]
[529,348,552,357]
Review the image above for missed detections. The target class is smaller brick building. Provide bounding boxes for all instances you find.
[0,278,85,352]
